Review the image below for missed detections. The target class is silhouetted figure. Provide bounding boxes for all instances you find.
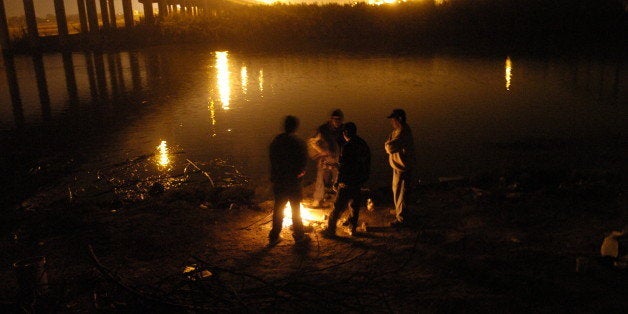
[385,109,416,227]
[309,109,345,208]
[268,116,310,246]
[323,122,371,238]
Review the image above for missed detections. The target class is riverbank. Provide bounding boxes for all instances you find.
[0,156,625,311]
[4,1,626,57]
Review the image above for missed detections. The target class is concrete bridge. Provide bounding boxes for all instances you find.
[0,0,217,51]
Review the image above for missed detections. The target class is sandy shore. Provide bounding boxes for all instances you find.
[1,163,626,311]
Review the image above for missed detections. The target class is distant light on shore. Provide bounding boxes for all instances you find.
[368,0,399,5]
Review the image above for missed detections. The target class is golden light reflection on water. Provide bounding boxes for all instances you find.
[208,99,217,137]
[258,69,264,94]
[156,140,171,168]
[505,56,512,91]
[216,51,231,109]
[241,66,248,95]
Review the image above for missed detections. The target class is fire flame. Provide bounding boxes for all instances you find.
[282,203,323,227]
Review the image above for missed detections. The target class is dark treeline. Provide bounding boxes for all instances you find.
[8,0,627,55]
[154,0,626,55]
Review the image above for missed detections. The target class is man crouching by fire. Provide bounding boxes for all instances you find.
[268,116,311,246]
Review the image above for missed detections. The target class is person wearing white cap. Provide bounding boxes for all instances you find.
[385,109,416,227]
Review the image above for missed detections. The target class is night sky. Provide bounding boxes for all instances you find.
[2,0,144,17]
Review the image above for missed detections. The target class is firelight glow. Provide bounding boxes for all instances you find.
[216,51,231,109]
[282,203,322,227]
[505,56,512,91]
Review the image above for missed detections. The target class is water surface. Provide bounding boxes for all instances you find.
[1,48,625,192]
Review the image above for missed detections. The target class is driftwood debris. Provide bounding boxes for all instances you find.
[87,245,205,310]
[186,159,215,187]
[88,246,276,311]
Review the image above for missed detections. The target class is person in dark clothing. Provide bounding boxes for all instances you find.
[322,122,371,238]
[269,116,310,246]
[308,109,345,208]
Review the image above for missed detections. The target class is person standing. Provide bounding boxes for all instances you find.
[308,109,345,208]
[268,116,310,246]
[323,122,371,237]
[385,109,416,227]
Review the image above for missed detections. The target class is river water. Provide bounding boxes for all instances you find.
[0,47,625,195]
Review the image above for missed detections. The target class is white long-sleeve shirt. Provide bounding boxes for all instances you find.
[385,123,416,172]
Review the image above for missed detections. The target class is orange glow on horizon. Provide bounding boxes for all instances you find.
[367,0,400,5]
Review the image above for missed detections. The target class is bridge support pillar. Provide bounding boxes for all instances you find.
[108,0,117,28]
[158,0,168,18]
[122,0,134,28]
[86,0,100,33]
[77,0,89,33]
[99,0,110,29]
[143,2,155,25]
[54,0,69,47]
[23,0,39,48]
[0,0,10,50]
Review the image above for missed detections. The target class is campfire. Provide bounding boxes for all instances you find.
[282,203,324,227]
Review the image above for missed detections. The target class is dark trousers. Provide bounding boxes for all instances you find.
[327,184,362,232]
[269,183,305,240]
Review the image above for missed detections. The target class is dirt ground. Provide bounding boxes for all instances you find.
[1,167,627,312]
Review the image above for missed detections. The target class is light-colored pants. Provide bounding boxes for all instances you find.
[313,161,338,203]
[392,169,411,222]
